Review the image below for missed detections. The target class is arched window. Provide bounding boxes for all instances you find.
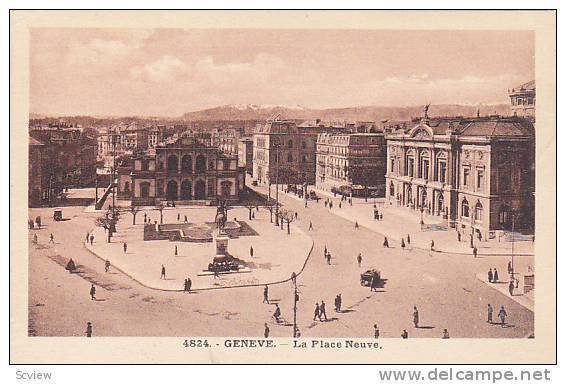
[475,201,483,221]
[287,139,293,148]
[461,198,470,218]
[287,153,293,163]
[124,182,130,193]
[167,155,178,171]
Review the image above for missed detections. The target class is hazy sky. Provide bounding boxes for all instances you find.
[30,28,534,117]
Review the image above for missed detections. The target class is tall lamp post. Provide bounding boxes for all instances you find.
[292,272,299,338]
[470,211,476,249]
[510,211,516,279]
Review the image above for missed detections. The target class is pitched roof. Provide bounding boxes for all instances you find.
[29,136,45,146]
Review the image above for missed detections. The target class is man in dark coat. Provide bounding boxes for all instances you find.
[273,304,281,323]
[263,285,269,304]
[86,322,93,337]
[320,300,328,321]
[383,237,389,248]
[313,303,321,321]
[493,268,499,282]
[413,306,419,328]
[264,323,270,338]
[488,268,493,283]
[89,284,96,300]
[487,304,493,323]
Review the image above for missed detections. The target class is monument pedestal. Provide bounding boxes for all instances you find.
[215,231,230,256]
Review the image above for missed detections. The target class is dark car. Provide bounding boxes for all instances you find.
[207,256,240,273]
[360,269,381,286]
[53,209,63,221]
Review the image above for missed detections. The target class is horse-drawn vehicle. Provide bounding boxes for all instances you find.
[360,269,381,287]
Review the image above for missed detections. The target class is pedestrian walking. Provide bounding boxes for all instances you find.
[493,268,499,282]
[144,213,147,222]
[370,272,380,292]
[383,237,389,248]
[309,221,313,231]
[379,213,383,220]
[508,280,515,296]
[442,329,450,339]
[473,246,478,258]
[357,253,362,267]
[174,245,178,256]
[89,284,96,300]
[407,234,411,245]
[324,200,328,208]
[329,201,333,209]
[487,304,493,323]
[324,245,327,256]
[86,322,93,337]
[430,240,435,251]
[413,306,419,328]
[86,232,90,243]
[320,300,328,321]
[498,306,507,326]
[161,264,166,279]
[401,238,406,250]
[401,330,408,339]
[374,324,380,338]
[90,234,94,245]
[273,304,281,323]
[264,323,270,338]
[507,261,513,275]
[104,259,110,272]
[184,215,188,223]
[123,242,127,254]
[313,303,321,321]
[305,200,308,208]
[326,252,331,265]
[186,277,192,292]
[33,233,38,244]
[49,233,54,243]
[295,212,298,220]
[263,285,269,304]
[339,202,342,209]
[354,221,359,229]
[457,231,461,242]
[177,213,180,221]
[250,245,254,257]
[488,268,493,283]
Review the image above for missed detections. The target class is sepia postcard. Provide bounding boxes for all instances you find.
[9,10,556,364]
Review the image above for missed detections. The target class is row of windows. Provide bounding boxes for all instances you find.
[511,96,535,106]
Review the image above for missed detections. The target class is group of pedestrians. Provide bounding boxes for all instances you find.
[313,300,328,321]
[373,207,384,221]
[86,232,95,245]
[487,303,509,326]
[324,199,334,209]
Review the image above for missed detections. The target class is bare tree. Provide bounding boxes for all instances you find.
[245,200,255,220]
[127,205,142,225]
[279,209,296,235]
[263,199,279,223]
[155,202,165,224]
[95,216,113,242]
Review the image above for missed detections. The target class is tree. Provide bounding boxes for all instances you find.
[245,200,255,220]
[95,215,114,242]
[279,209,296,235]
[263,199,279,223]
[155,202,165,224]
[127,205,142,225]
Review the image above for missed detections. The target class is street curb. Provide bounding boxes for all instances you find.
[474,273,534,312]
[83,231,315,293]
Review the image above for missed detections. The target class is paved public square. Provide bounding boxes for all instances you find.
[28,186,534,339]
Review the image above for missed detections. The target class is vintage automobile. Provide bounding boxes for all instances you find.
[207,255,240,273]
[308,191,320,201]
[53,209,63,221]
[360,269,381,287]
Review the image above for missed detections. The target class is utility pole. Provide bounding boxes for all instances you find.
[111,129,117,210]
[511,212,515,278]
[275,144,280,226]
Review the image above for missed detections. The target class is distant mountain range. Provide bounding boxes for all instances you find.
[181,103,512,122]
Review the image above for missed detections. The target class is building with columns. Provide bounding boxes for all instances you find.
[385,114,535,238]
[117,134,245,206]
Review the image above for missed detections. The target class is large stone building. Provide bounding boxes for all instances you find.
[253,119,343,186]
[315,132,387,197]
[238,137,254,175]
[29,125,98,206]
[509,80,535,120]
[117,134,245,206]
[385,114,535,237]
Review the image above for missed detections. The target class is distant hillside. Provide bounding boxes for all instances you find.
[182,103,512,122]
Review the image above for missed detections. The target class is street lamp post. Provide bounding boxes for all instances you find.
[274,144,280,226]
[292,272,298,338]
[470,211,476,249]
[511,212,516,279]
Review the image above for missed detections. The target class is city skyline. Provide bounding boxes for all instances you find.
[30,28,534,117]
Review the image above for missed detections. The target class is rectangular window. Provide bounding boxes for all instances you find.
[390,158,395,174]
[438,161,447,183]
[421,159,430,180]
[463,168,470,187]
[476,169,484,190]
[407,158,414,177]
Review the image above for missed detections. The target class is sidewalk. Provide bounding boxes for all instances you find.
[475,273,534,312]
[84,206,313,291]
[265,183,534,257]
